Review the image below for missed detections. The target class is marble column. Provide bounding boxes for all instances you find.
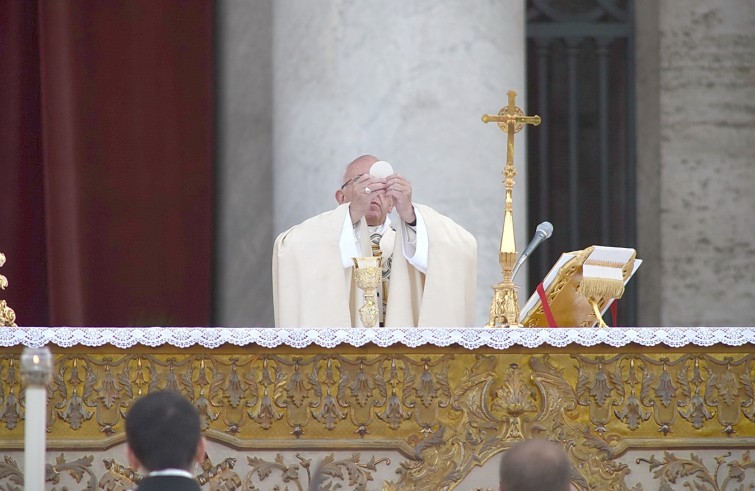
[214,0,274,326]
[273,0,528,325]
[636,0,755,325]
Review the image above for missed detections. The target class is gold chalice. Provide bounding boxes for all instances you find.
[352,256,383,327]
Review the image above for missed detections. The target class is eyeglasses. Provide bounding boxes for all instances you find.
[340,174,365,189]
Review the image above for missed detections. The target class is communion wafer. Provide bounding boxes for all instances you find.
[369,160,394,178]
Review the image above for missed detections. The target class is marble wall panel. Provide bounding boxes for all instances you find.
[658,0,755,325]
[635,0,662,326]
[215,0,275,326]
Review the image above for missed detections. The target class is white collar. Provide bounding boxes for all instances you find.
[147,469,195,479]
[367,216,392,236]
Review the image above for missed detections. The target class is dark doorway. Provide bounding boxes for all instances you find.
[526,0,637,326]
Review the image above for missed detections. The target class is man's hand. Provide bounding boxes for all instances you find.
[385,174,415,224]
[348,174,386,224]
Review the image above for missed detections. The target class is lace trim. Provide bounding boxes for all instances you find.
[1,327,753,349]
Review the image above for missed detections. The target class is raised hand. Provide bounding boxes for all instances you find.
[347,174,386,224]
[385,174,415,224]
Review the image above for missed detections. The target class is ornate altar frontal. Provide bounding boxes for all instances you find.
[1,327,755,490]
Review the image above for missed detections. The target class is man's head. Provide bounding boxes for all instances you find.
[335,154,394,226]
[499,439,571,491]
[125,390,204,472]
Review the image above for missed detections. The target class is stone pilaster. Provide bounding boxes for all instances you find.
[214,0,275,326]
[638,0,755,325]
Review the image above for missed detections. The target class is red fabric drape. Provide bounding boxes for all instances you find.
[1,0,214,326]
[0,0,48,325]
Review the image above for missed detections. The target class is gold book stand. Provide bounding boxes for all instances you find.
[520,246,641,328]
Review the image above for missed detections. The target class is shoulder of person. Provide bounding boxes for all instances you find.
[275,204,350,244]
[413,203,476,245]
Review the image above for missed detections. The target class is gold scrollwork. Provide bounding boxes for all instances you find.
[637,450,755,490]
[0,346,754,490]
[29,452,391,491]
[101,457,141,489]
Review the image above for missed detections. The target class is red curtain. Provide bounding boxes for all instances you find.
[0,0,214,326]
[1,0,47,326]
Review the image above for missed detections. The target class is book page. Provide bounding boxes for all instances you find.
[519,252,575,322]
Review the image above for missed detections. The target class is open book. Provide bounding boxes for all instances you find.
[519,246,641,327]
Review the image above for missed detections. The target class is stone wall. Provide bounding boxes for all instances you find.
[637,0,755,326]
[214,0,275,326]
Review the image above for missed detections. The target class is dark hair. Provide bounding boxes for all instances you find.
[499,439,571,491]
[125,391,201,471]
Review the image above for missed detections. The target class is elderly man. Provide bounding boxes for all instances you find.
[499,439,572,491]
[125,391,205,491]
[273,154,477,327]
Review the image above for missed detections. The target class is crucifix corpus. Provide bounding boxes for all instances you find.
[482,90,541,327]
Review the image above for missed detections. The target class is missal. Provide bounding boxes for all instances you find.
[519,245,641,327]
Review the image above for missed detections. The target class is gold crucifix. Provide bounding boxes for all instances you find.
[482,90,540,327]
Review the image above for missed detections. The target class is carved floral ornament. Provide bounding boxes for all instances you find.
[0,348,754,490]
[0,253,17,327]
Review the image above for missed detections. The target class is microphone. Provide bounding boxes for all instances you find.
[512,221,553,280]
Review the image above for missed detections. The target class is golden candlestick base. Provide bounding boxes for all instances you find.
[353,256,382,328]
[486,251,522,328]
[486,282,522,328]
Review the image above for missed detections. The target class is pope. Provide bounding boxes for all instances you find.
[273,155,477,328]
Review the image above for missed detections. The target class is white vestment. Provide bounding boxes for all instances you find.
[273,203,477,327]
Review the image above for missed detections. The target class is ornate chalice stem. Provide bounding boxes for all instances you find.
[353,257,383,327]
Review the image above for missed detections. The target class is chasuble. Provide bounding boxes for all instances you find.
[273,203,477,327]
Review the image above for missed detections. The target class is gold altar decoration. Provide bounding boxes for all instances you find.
[0,253,18,327]
[522,246,637,328]
[482,90,541,328]
[580,269,625,329]
[1,342,754,490]
[353,256,383,327]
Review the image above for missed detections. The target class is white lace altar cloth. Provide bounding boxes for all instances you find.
[1,327,754,350]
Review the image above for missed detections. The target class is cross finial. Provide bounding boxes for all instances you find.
[482,90,541,173]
